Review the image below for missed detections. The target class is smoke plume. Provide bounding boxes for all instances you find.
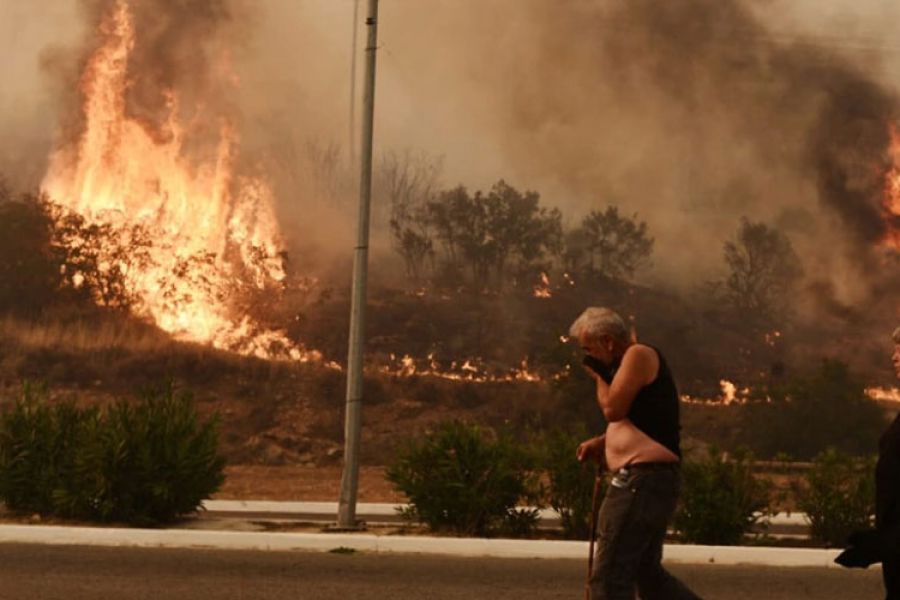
[4,0,900,308]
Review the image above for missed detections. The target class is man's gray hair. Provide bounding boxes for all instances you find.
[893,326,900,344]
[569,307,630,343]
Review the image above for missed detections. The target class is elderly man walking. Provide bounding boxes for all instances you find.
[571,307,703,600]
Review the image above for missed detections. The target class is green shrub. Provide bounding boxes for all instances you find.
[796,448,875,547]
[0,384,98,515]
[674,448,772,545]
[744,360,887,460]
[0,383,225,525]
[88,385,225,524]
[499,507,542,537]
[386,420,540,536]
[540,427,604,539]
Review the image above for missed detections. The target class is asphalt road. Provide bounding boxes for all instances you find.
[0,543,885,600]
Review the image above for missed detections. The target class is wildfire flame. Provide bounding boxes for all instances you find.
[41,0,315,360]
[866,386,900,404]
[380,353,542,383]
[882,123,900,250]
[533,272,552,298]
[719,379,737,404]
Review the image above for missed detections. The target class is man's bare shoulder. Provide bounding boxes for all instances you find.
[622,344,659,382]
[624,343,658,361]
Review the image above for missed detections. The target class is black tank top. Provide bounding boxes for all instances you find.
[626,346,682,459]
[876,413,900,529]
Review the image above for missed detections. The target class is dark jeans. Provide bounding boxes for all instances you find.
[589,464,702,600]
[880,519,900,599]
[886,556,899,600]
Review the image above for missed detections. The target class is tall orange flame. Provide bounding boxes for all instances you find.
[882,123,900,250]
[42,0,314,360]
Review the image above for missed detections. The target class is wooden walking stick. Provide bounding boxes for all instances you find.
[585,464,604,600]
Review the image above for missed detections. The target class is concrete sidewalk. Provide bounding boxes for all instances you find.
[0,523,841,567]
[0,500,828,568]
[0,500,831,569]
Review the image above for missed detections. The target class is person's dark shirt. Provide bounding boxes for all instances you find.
[877,412,900,533]
[625,346,681,459]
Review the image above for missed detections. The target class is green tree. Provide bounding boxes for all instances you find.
[424,185,469,276]
[382,150,442,280]
[0,195,65,316]
[425,181,561,289]
[723,218,803,322]
[482,181,562,285]
[569,206,654,281]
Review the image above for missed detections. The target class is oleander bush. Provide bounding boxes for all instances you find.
[386,419,540,536]
[540,427,605,540]
[796,448,876,547]
[0,384,98,516]
[0,383,225,524]
[674,447,773,545]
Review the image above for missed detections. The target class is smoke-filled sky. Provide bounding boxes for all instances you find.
[3,0,900,302]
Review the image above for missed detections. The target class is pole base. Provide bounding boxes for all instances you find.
[324,520,368,533]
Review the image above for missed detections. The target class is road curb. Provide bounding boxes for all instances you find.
[202,500,809,526]
[0,524,841,567]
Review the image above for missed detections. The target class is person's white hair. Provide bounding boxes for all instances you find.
[569,307,629,344]
[892,326,900,344]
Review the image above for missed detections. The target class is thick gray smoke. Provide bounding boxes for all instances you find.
[0,3,83,189]
[354,0,900,310]
[418,0,899,294]
[117,0,242,134]
[3,0,900,306]
[807,79,895,244]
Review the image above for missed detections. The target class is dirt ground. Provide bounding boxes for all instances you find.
[215,465,405,502]
[216,465,801,511]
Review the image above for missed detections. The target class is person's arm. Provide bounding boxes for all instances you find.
[590,345,658,422]
[576,434,606,469]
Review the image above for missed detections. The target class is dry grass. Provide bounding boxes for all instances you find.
[0,314,175,355]
[0,313,296,388]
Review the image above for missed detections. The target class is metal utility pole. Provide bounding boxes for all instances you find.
[348,0,360,167]
[337,0,379,530]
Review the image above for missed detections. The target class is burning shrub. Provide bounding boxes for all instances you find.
[796,449,876,547]
[49,203,152,311]
[0,383,224,525]
[386,419,540,536]
[0,191,150,317]
[539,426,605,540]
[673,447,772,545]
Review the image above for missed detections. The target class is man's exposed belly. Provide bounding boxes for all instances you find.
[605,418,679,472]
